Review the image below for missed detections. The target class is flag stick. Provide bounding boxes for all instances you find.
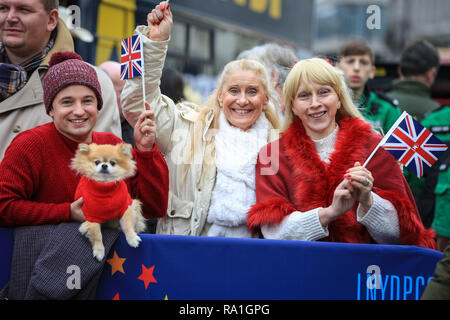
[142,69,149,135]
[363,111,408,168]
[137,33,146,109]
[142,64,146,110]
[137,33,149,136]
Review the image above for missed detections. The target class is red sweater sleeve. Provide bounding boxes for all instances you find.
[247,141,297,234]
[0,131,70,227]
[128,143,169,219]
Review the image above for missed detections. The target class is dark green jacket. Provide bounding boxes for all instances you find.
[407,106,450,230]
[423,105,450,141]
[358,88,402,135]
[422,244,450,299]
[422,106,450,237]
[388,80,440,122]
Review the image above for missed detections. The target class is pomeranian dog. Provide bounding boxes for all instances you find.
[71,143,146,261]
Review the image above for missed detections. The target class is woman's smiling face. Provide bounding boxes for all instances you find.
[292,81,341,140]
[218,69,268,131]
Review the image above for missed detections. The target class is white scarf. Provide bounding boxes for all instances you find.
[207,110,269,228]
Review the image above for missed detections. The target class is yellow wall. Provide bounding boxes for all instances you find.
[233,0,282,19]
[96,0,136,66]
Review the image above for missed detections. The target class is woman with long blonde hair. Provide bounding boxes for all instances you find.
[121,2,279,237]
[248,58,435,249]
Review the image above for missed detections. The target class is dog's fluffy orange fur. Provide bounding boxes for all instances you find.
[71,143,146,261]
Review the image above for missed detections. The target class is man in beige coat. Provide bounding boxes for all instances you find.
[0,0,121,161]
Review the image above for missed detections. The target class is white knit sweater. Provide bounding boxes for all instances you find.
[261,124,401,244]
[207,111,269,238]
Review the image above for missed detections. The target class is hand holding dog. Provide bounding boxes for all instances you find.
[134,102,156,151]
[70,197,85,222]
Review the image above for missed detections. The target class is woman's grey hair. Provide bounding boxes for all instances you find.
[237,43,298,87]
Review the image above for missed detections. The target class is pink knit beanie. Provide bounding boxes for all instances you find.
[43,52,103,114]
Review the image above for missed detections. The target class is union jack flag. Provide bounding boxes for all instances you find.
[120,34,144,80]
[382,112,448,178]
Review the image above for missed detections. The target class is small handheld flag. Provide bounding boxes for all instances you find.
[120,33,146,104]
[364,111,448,178]
[120,33,148,135]
[120,34,144,80]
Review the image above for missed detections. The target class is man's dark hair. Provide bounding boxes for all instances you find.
[399,40,440,77]
[339,39,375,64]
[41,0,59,12]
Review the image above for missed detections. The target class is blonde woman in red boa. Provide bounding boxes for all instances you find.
[247,58,436,249]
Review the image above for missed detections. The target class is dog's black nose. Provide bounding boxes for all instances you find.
[101,164,108,170]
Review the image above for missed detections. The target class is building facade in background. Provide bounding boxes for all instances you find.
[315,0,450,62]
[59,0,313,100]
[59,0,450,102]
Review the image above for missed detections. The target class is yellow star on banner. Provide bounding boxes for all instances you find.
[106,251,126,276]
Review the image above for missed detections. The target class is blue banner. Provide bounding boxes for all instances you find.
[0,229,442,300]
[95,234,442,300]
[0,228,13,291]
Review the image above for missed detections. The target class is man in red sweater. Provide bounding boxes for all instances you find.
[0,52,168,299]
[0,52,169,227]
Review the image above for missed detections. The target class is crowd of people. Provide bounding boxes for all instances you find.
[0,0,448,299]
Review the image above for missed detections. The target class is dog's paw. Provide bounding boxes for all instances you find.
[126,233,142,248]
[93,245,105,261]
[78,222,88,235]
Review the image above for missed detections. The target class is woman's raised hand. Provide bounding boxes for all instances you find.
[147,1,173,41]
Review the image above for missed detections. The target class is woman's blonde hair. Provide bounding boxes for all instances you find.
[282,58,364,130]
[184,58,280,179]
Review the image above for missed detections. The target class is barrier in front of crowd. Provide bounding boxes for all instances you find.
[0,228,442,300]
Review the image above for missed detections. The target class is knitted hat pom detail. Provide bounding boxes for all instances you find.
[48,51,83,67]
[43,51,103,114]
